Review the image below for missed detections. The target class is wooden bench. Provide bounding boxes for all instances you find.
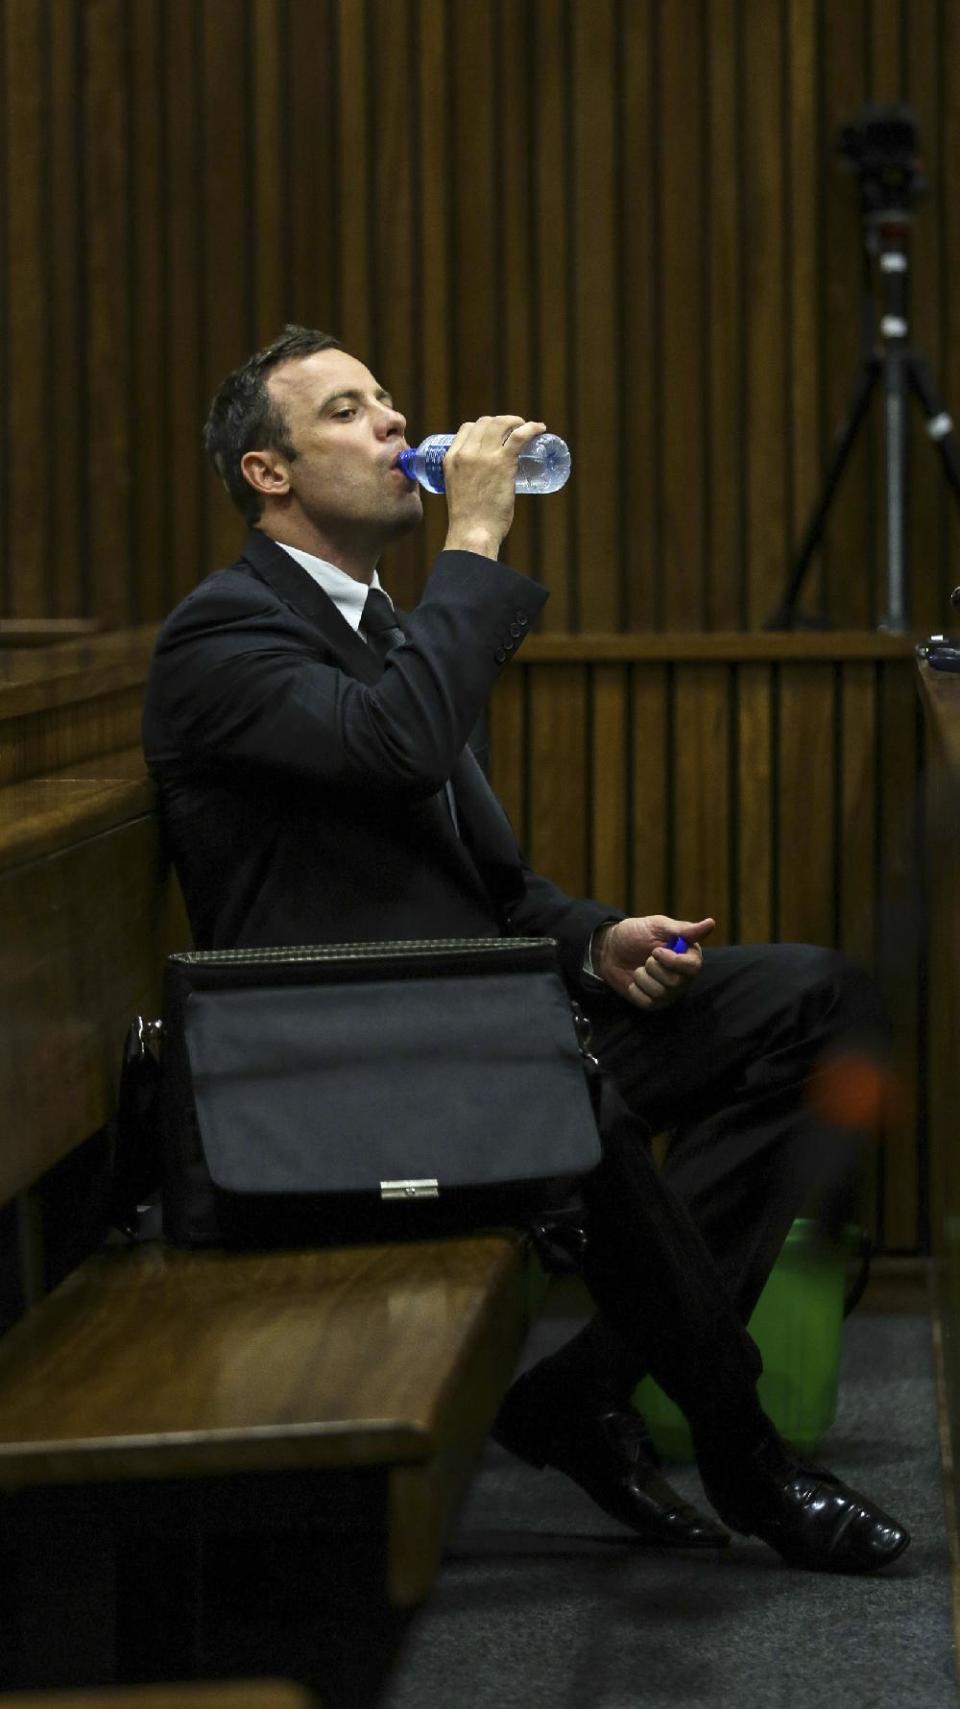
[0,1683,321,1708]
[0,639,540,1704]
[0,619,101,648]
[0,1232,532,1701]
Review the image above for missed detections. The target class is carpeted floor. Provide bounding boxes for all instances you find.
[382,1308,955,1709]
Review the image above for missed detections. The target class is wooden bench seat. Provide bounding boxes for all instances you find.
[0,1233,534,1699]
[0,672,541,1701]
[0,1235,531,1604]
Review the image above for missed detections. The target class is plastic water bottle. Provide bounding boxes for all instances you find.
[396,432,571,495]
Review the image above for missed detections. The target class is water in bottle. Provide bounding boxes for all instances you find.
[396,432,571,494]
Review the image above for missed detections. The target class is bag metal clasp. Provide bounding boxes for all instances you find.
[569,1002,599,1071]
[137,1016,164,1048]
[380,1178,440,1201]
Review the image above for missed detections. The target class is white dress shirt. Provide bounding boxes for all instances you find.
[275,542,388,630]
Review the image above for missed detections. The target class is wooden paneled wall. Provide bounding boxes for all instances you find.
[3,0,960,631]
[490,632,928,1254]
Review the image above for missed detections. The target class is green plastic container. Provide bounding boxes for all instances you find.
[635,1219,862,1461]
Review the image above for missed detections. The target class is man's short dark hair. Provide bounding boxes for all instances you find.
[202,325,343,524]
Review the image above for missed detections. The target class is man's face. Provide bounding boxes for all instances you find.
[261,348,422,555]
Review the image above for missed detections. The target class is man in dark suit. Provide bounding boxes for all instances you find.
[143,325,908,1572]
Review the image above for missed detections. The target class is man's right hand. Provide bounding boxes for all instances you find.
[442,415,547,560]
[593,915,716,1011]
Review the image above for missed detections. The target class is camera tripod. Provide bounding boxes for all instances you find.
[767,121,960,632]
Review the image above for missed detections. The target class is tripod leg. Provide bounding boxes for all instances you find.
[765,359,879,628]
[907,356,960,507]
[881,345,910,632]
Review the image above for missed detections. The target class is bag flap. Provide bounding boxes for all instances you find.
[184,967,601,1196]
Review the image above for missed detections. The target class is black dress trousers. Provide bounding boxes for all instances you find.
[536,942,888,1430]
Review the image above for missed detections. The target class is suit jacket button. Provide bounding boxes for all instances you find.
[495,646,507,663]
[516,611,529,627]
[509,621,523,638]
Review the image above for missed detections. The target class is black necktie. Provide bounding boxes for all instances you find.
[360,586,406,661]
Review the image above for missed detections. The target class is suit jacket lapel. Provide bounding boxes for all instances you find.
[240,529,381,685]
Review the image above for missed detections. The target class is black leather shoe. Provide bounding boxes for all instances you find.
[699,1442,910,1573]
[492,1373,730,1548]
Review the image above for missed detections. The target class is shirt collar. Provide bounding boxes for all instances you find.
[273,543,388,633]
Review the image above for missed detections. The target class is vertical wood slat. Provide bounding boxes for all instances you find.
[671,666,731,940]
[369,0,420,615]
[776,665,837,945]
[165,0,205,604]
[5,0,48,616]
[417,0,453,575]
[84,0,131,628]
[130,0,166,624]
[532,0,573,632]
[620,0,657,634]
[735,664,774,943]
[941,1,960,603]
[905,0,947,638]
[742,0,788,628]
[335,0,371,362]
[659,0,704,631]
[252,0,286,347]
[571,0,619,632]
[525,665,588,896]
[201,0,252,576]
[48,0,84,616]
[838,661,877,966]
[786,0,821,626]
[451,0,496,418]
[820,0,873,629]
[629,663,669,916]
[869,0,903,96]
[706,0,744,632]
[495,0,535,589]
[287,0,338,335]
[589,665,628,908]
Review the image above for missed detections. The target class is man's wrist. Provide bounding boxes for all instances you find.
[443,526,501,561]
[582,922,616,988]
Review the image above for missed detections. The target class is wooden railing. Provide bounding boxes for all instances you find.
[916,643,960,1488]
[490,629,927,1253]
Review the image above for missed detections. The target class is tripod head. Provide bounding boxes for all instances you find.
[838,103,927,233]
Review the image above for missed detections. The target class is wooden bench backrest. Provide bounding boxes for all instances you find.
[0,630,189,1314]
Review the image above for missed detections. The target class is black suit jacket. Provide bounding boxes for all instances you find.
[143,530,618,989]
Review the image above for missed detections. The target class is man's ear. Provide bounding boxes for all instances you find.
[240,448,291,501]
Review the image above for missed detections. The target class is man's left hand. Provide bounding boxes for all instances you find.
[593,915,715,1011]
